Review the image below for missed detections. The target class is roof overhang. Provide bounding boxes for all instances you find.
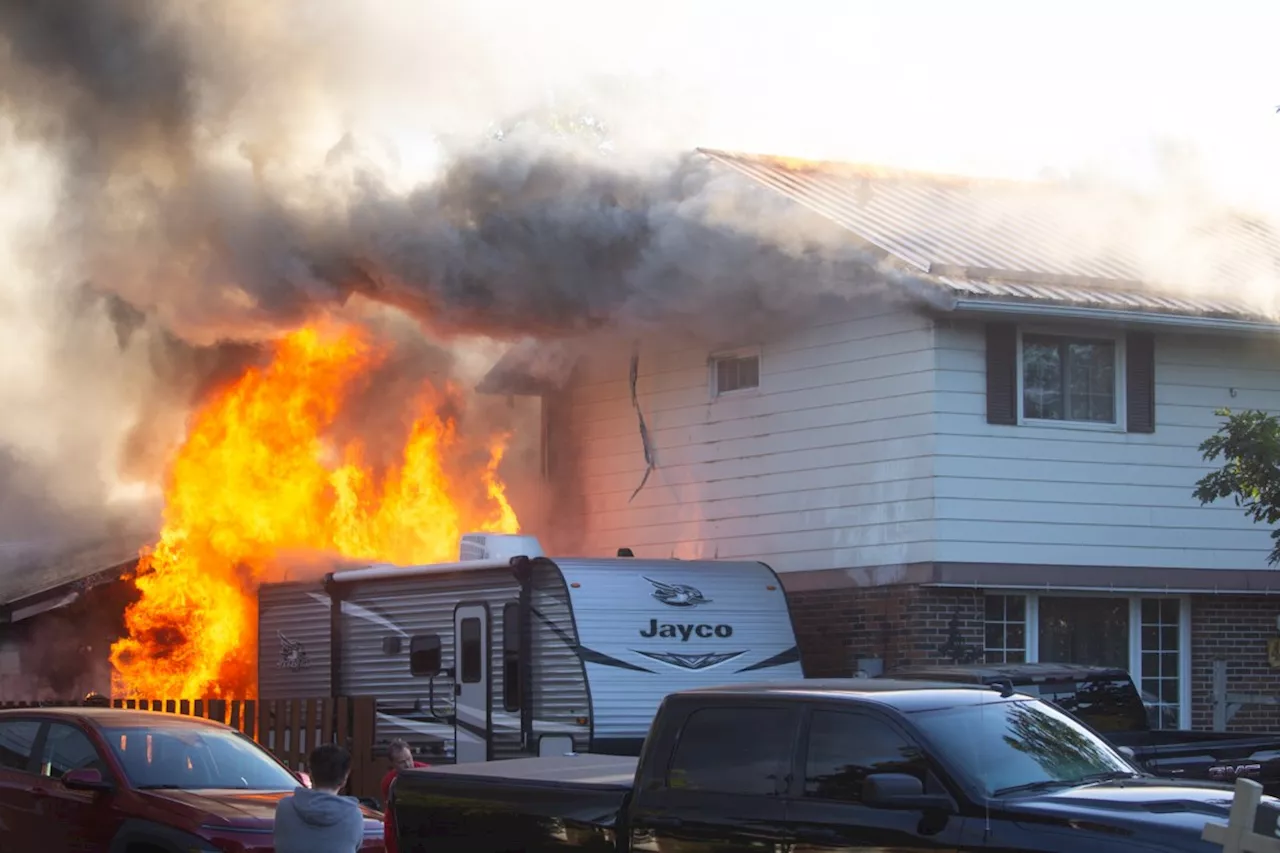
[908,273,1280,335]
[476,338,580,397]
[944,297,1280,335]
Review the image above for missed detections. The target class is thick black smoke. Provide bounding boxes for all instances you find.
[0,0,893,565]
[0,1,882,349]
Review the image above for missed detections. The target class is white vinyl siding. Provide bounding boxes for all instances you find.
[563,300,937,572]
[935,320,1279,570]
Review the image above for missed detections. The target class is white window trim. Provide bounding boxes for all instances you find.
[1015,324,1126,432]
[987,591,1190,728]
[708,346,762,400]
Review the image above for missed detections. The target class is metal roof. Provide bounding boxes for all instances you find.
[932,276,1275,322]
[700,148,1280,324]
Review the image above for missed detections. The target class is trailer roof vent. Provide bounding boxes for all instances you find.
[459,533,545,562]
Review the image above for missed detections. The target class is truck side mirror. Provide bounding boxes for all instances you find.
[409,634,443,676]
[862,773,955,812]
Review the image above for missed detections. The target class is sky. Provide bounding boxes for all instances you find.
[411,0,1280,208]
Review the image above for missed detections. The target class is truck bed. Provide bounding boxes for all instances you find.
[390,755,636,853]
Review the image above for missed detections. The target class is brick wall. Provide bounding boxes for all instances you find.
[1191,595,1280,732]
[785,583,983,677]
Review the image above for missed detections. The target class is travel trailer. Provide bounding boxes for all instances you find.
[257,534,803,763]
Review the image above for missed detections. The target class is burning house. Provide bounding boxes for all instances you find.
[0,527,151,701]
[483,149,1280,732]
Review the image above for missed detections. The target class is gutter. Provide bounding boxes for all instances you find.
[3,590,81,625]
[946,298,1280,336]
[926,582,1280,595]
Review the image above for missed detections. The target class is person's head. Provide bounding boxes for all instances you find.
[387,739,413,771]
[308,743,352,792]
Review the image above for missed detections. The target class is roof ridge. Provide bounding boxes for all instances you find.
[697,147,1068,193]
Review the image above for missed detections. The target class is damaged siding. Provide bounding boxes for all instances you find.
[565,301,937,573]
[933,320,1279,569]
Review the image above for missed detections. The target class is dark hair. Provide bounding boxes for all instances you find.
[308,743,352,789]
[387,739,411,757]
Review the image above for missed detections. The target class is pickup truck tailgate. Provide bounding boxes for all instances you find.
[391,755,636,853]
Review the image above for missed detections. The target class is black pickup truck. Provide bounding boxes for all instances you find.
[887,662,1280,793]
[388,679,1272,852]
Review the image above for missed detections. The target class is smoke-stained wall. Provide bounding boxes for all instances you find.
[0,577,139,701]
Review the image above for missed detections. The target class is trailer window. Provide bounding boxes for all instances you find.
[460,618,482,684]
[502,603,521,712]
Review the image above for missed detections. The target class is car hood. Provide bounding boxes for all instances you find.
[143,789,384,830]
[1003,778,1266,849]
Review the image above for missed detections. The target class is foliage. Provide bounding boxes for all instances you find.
[1194,408,1280,565]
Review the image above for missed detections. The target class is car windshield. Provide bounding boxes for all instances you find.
[911,697,1138,797]
[103,726,300,791]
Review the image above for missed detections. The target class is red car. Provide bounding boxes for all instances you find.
[0,706,384,852]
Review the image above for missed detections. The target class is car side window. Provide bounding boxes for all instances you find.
[804,710,927,803]
[41,724,105,780]
[0,721,41,773]
[666,707,795,796]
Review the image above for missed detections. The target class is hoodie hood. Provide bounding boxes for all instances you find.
[286,786,362,827]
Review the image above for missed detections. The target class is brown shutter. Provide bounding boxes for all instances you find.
[1126,331,1156,433]
[985,323,1018,425]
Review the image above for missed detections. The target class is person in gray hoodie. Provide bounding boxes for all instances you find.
[273,743,367,853]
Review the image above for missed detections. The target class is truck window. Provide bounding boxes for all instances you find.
[804,711,927,803]
[460,618,482,684]
[666,707,794,796]
[502,603,521,711]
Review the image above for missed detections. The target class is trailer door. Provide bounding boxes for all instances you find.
[453,603,491,763]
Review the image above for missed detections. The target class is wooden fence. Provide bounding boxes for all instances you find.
[0,696,381,800]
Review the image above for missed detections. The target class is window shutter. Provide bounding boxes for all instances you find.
[1126,331,1156,433]
[985,323,1018,425]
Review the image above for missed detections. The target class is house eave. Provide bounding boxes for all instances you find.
[946,298,1280,336]
[0,558,136,625]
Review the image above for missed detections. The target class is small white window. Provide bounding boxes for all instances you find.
[1019,331,1123,426]
[710,352,760,397]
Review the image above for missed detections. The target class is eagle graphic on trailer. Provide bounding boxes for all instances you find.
[644,577,712,607]
[257,534,804,765]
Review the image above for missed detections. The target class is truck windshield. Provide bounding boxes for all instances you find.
[103,726,300,791]
[910,698,1138,797]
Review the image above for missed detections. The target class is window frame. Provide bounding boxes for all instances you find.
[1015,325,1126,431]
[708,346,762,399]
[979,591,1191,728]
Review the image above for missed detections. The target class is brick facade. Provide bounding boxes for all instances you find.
[1191,595,1280,732]
[786,584,983,677]
[786,582,1280,732]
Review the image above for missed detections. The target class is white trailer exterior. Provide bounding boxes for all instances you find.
[258,535,802,763]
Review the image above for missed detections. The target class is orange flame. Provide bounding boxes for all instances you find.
[110,323,520,699]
